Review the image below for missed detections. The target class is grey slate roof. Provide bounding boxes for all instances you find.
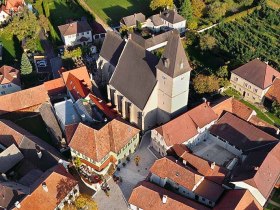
[156,31,192,78]
[121,13,146,27]
[99,31,126,67]
[160,9,185,24]
[131,30,173,50]
[149,14,164,26]
[109,40,159,110]
[0,144,24,173]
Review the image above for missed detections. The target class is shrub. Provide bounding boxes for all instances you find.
[122,162,126,167]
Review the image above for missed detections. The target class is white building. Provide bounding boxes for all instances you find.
[58,20,93,46]
[0,65,21,96]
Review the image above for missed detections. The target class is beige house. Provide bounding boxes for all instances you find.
[107,30,192,131]
[230,59,280,103]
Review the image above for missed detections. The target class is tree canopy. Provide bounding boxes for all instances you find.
[74,194,98,210]
[180,0,193,22]
[20,53,32,75]
[191,0,206,18]
[193,74,220,94]
[199,34,216,51]
[150,0,173,11]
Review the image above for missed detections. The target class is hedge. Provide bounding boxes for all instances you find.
[222,6,262,23]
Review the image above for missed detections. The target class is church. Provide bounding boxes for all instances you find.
[97,30,192,131]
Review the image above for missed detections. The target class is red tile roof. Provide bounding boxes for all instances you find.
[88,94,118,119]
[129,181,210,210]
[265,78,280,103]
[179,152,227,184]
[1,0,24,14]
[18,164,78,210]
[155,112,198,147]
[193,179,224,202]
[0,85,49,116]
[43,78,66,96]
[187,102,218,128]
[209,112,278,151]
[69,119,140,162]
[212,97,253,121]
[62,66,92,89]
[0,65,20,86]
[232,59,280,89]
[150,157,203,191]
[154,102,217,147]
[65,73,90,100]
[64,123,79,144]
[214,189,262,210]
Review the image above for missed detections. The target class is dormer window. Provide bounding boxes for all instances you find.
[163,58,169,68]
[180,60,184,69]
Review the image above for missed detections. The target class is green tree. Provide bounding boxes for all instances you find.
[216,65,229,78]
[150,0,173,10]
[39,14,50,33]
[74,194,98,210]
[185,30,197,46]
[191,0,206,18]
[63,47,82,59]
[199,34,216,51]
[207,2,227,22]
[180,0,193,22]
[193,74,220,94]
[20,53,32,75]
[272,101,280,118]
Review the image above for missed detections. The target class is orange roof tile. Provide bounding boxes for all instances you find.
[212,97,253,121]
[179,152,227,184]
[65,73,90,100]
[0,85,49,116]
[214,189,262,210]
[69,119,140,162]
[265,78,280,103]
[187,102,218,128]
[18,165,78,210]
[129,181,210,210]
[61,67,92,89]
[43,78,66,96]
[150,157,203,191]
[0,65,20,86]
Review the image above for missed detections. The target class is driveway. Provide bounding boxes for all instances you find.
[94,131,157,210]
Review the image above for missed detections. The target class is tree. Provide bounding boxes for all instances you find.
[193,74,220,94]
[188,20,198,29]
[191,0,206,18]
[74,194,98,210]
[272,101,280,118]
[150,0,173,11]
[73,157,82,168]
[39,14,50,33]
[216,65,229,78]
[63,47,82,58]
[199,34,216,51]
[207,2,227,22]
[20,53,32,75]
[180,0,193,23]
[185,30,197,46]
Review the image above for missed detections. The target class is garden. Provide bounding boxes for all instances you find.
[83,0,152,26]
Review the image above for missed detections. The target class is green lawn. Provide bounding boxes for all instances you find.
[14,115,52,145]
[83,0,152,25]
[0,35,22,67]
[265,111,280,127]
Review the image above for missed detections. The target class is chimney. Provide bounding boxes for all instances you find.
[164,58,169,68]
[276,128,280,135]
[162,195,168,204]
[254,166,259,171]
[35,144,42,159]
[211,162,216,169]
[265,61,269,65]
[207,101,210,106]
[15,201,21,209]
[42,182,48,192]
[81,114,86,122]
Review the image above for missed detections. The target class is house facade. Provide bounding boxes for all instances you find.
[230,59,280,103]
[0,65,21,96]
[58,20,92,46]
[107,30,192,131]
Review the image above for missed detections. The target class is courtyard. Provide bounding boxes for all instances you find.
[93,131,157,210]
[191,138,236,167]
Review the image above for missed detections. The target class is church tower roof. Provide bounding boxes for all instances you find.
[156,30,192,78]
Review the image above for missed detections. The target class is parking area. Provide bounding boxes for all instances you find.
[93,131,157,210]
[191,138,236,166]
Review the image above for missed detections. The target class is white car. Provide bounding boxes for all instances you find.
[37,62,47,67]
[37,60,47,65]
